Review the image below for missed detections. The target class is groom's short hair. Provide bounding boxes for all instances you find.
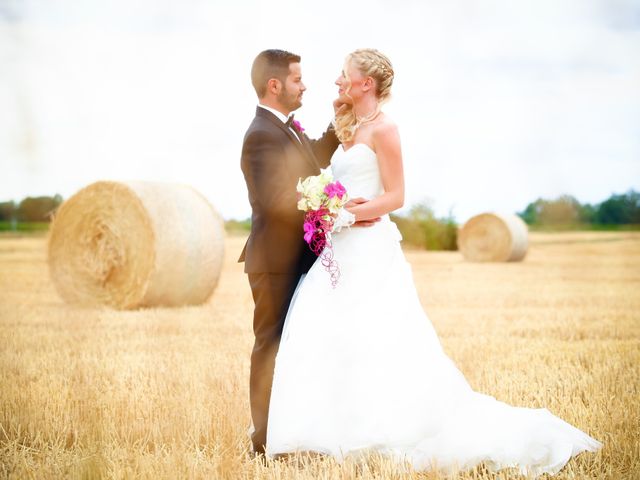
[251,49,301,98]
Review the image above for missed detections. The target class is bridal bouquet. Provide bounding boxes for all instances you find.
[296,168,354,287]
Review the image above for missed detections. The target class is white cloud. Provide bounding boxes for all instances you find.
[1,0,638,222]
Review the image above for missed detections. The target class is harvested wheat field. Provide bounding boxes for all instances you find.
[1,231,639,479]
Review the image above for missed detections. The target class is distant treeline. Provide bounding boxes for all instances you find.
[0,195,63,230]
[518,189,640,227]
[2,190,638,244]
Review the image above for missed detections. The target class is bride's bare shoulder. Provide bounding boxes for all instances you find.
[371,114,400,146]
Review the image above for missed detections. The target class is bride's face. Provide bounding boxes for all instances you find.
[335,61,369,104]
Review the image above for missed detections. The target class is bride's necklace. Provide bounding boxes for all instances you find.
[354,105,381,130]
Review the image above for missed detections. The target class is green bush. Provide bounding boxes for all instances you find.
[224,218,251,235]
[391,203,458,251]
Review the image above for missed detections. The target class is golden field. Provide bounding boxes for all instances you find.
[1,231,639,479]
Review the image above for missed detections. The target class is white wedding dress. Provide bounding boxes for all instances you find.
[265,144,602,476]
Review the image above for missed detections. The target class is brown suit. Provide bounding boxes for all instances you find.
[239,106,338,453]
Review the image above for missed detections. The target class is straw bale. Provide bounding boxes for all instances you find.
[457,213,528,262]
[48,181,224,309]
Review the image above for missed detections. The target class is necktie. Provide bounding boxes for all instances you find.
[285,114,295,128]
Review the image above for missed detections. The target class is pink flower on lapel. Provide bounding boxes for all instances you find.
[292,119,305,133]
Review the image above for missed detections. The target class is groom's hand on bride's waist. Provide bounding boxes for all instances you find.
[345,197,382,227]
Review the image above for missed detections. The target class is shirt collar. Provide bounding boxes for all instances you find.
[258,104,291,124]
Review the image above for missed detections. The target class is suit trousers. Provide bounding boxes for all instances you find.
[247,271,302,454]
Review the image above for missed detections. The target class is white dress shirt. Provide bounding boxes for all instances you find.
[258,104,302,143]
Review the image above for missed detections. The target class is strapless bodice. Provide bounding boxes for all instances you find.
[329,142,400,240]
[330,144,384,201]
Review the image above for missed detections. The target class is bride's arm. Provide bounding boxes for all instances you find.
[346,122,404,221]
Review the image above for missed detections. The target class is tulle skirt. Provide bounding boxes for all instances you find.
[266,218,602,476]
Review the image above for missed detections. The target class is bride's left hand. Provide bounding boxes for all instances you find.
[345,197,381,227]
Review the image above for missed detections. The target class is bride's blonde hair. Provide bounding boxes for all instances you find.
[334,49,394,143]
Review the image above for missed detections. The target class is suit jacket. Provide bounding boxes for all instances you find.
[239,106,340,274]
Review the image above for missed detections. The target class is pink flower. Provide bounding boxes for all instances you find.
[297,171,349,288]
[292,119,305,133]
[303,208,332,252]
[324,181,347,199]
[303,221,315,244]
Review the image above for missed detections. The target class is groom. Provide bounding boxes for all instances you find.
[238,49,341,455]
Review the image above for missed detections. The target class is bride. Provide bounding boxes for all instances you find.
[265,48,602,476]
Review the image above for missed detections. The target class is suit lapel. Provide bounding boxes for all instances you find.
[298,133,318,167]
[256,107,319,170]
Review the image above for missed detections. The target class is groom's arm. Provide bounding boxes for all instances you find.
[241,130,301,225]
[308,100,347,168]
[307,123,339,169]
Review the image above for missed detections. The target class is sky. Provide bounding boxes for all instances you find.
[1,0,639,222]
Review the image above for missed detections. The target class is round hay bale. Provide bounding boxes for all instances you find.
[48,181,224,309]
[457,212,528,262]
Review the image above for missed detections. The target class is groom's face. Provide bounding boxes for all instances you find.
[277,62,305,113]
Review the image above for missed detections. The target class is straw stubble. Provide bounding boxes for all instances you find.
[1,232,638,479]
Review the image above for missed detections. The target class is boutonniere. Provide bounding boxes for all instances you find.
[292,119,305,133]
